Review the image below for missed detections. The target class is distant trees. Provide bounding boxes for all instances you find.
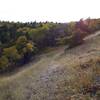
[0,18,100,72]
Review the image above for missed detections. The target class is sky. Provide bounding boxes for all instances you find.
[0,0,100,22]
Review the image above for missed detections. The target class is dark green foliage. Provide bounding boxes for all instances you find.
[68,32,84,48]
[0,18,100,72]
[0,56,9,70]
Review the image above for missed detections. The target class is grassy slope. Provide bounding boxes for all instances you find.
[0,32,100,100]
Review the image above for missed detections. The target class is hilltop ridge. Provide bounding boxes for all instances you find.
[0,31,99,100]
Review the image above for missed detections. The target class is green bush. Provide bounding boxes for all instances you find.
[0,56,9,70]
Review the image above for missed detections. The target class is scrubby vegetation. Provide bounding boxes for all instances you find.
[0,34,99,99]
[0,18,100,72]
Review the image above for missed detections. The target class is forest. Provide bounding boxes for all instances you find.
[0,18,100,72]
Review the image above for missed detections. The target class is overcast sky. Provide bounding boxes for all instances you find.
[0,0,100,22]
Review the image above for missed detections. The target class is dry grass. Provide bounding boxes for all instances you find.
[0,34,99,100]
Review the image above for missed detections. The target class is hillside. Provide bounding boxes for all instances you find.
[0,31,99,100]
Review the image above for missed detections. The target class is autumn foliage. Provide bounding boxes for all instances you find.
[0,18,100,72]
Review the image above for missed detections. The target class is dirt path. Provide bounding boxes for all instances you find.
[0,31,99,100]
[84,31,100,40]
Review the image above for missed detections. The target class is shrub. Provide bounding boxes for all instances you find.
[0,56,9,70]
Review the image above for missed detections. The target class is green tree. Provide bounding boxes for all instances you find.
[3,46,21,63]
[0,56,9,70]
[69,31,84,48]
[16,35,28,50]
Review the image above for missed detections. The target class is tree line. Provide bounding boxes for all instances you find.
[0,18,100,72]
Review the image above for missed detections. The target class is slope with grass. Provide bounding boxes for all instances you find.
[0,31,100,100]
